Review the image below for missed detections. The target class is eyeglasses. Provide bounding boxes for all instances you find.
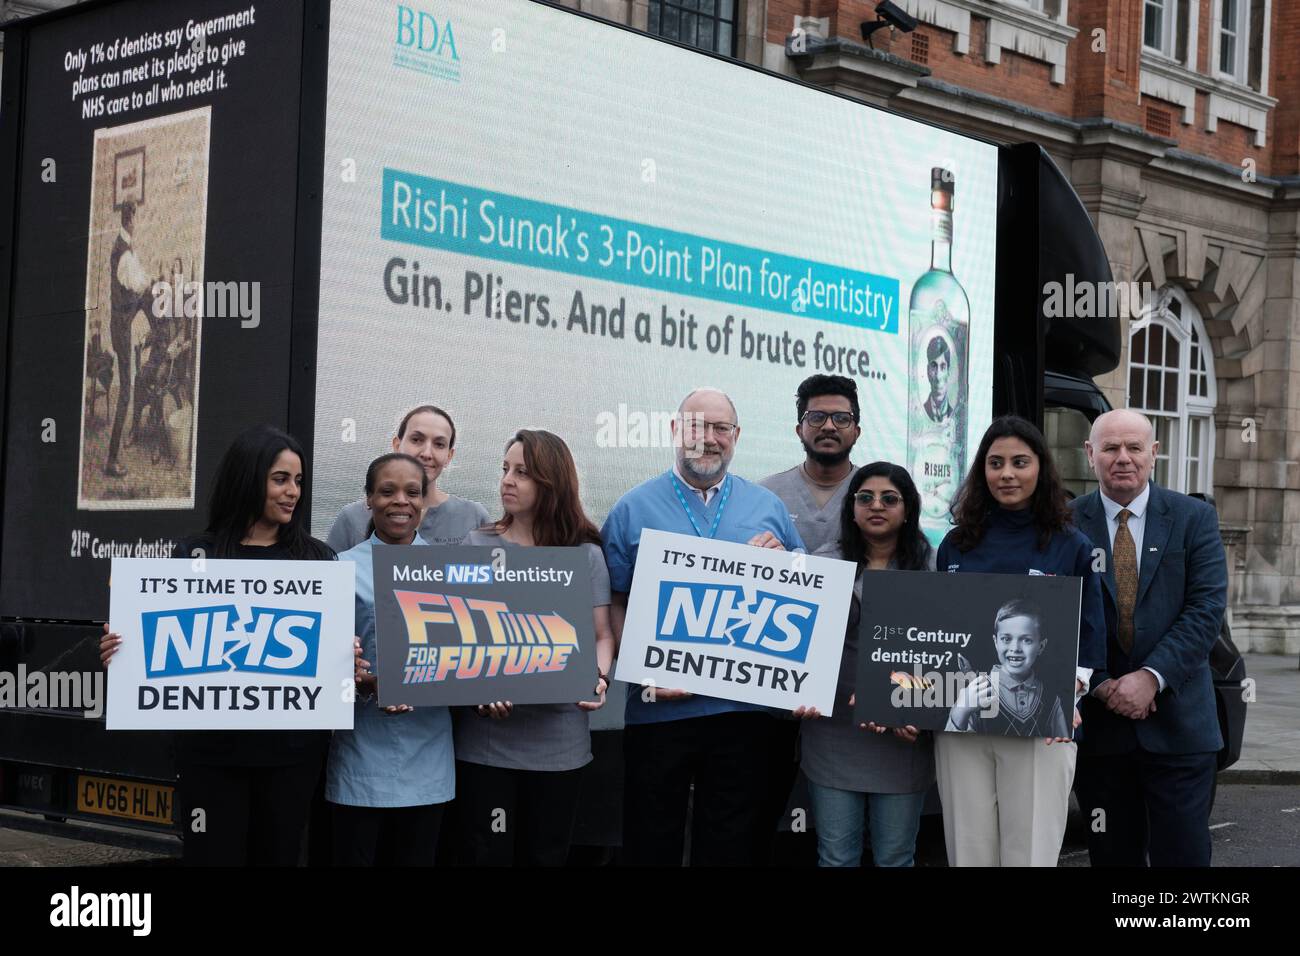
[801,411,857,429]
[854,491,903,507]
[680,417,737,439]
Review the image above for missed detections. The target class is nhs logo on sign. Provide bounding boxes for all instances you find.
[655,582,817,663]
[140,605,322,678]
[445,564,491,584]
[393,5,461,83]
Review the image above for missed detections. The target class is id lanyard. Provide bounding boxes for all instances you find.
[670,473,731,539]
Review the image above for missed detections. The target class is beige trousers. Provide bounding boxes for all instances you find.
[934,732,1077,866]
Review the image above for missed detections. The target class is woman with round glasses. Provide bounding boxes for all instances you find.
[802,461,935,867]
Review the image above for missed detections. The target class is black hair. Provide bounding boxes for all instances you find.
[836,461,930,571]
[948,415,1073,552]
[927,335,951,363]
[365,452,428,496]
[204,424,332,559]
[795,374,859,423]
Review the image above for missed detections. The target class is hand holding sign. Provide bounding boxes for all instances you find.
[747,531,785,550]
[1044,707,1081,746]
[354,638,376,695]
[949,673,995,728]
[100,623,122,667]
[477,701,514,719]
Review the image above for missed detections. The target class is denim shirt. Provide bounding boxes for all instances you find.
[326,533,455,807]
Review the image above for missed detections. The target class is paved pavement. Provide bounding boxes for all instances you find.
[0,812,175,866]
[1222,653,1300,781]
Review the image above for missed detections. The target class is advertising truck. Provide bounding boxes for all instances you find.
[2,0,1237,856]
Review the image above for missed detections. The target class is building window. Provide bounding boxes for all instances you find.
[1144,0,1169,53]
[648,0,736,57]
[1215,0,1267,88]
[1143,0,1191,61]
[1126,287,1217,494]
[1219,0,1241,75]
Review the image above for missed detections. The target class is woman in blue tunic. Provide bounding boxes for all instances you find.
[328,452,455,865]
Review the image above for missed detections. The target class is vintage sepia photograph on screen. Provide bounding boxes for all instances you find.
[77,106,210,510]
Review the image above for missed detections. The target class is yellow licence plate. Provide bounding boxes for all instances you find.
[76,774,175,825]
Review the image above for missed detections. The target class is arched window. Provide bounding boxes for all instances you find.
[1126,286,1217,493]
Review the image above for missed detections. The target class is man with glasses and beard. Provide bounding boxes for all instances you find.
[602,387,804,866]
[757,374,863,860]
[761,375,863,554]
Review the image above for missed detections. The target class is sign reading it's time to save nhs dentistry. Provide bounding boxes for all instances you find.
[106,559,355,730]
[616,530,854,711]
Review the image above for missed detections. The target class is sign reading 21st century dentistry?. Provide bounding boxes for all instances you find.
[370,545,600,706]
[105,559,356,730]
[616,530,854,712]
[852,571,1081,737]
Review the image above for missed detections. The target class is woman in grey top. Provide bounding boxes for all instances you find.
[326,404,489,551]
[804,461,935,867]
[454,429,615,866]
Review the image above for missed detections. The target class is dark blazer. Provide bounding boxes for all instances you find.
[1069,483,1227,756]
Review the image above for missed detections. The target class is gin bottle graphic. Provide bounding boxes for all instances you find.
[908,168,970,546]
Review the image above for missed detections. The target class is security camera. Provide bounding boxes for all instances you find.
[876,1,919,32]
[861,1,919,47]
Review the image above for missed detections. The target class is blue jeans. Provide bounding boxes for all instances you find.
[806,780,926,867]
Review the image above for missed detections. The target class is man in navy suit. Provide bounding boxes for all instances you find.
[1070,409,1227,867]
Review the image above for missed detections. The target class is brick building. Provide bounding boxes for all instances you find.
[559,0,1299,653]
[7,0,1296,651]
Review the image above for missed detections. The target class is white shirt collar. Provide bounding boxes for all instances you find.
[672,463,727,502]
[1099,482,1150,523]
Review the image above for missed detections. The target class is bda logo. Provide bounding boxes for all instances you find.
[394,4,462,82]
[655,582,817,663]
[141,605,322,678]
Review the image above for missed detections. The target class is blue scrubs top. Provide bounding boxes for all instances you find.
[326,532,455,807]
[601,470,805,725]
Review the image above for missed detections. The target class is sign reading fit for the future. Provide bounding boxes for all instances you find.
[371,544,599,706]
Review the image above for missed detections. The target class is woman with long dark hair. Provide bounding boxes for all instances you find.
[801,462,935,867]
[328,453,454,865]
[933,415,1105,866]
[101,424,336,865]
[453,429,615,866]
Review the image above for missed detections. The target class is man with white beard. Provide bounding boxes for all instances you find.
[602,386,804,865]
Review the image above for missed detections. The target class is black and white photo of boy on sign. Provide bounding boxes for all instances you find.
[944,598,1071,738]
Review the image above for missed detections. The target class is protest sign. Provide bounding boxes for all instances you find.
[853,571,1081,736]
[106,558,356,730]
[615,529,854,711]
[371,545,599,706]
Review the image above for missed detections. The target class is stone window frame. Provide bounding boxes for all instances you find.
[1126,286,1218,494]
[891,0,1076,84]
